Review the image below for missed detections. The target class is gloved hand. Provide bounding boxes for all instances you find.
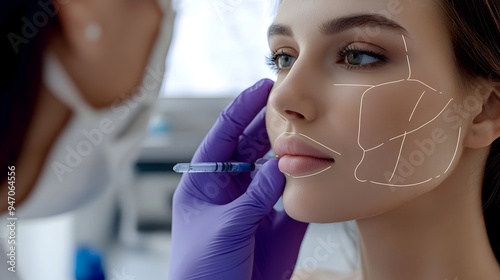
[168,79,309,280]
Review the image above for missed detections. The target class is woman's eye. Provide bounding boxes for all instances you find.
[345,51,379,65]
[267,51,297,73]
[276,54,296,69]
[339,48,386,69]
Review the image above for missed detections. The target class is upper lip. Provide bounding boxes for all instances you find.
[274,134,335,160]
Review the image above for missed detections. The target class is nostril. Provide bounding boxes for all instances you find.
[284,109,306,119]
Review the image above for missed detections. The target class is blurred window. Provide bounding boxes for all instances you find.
[162,0,276,98]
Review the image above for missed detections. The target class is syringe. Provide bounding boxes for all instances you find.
[173,162,265,173]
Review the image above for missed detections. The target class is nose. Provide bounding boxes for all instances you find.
[269,64,321,122]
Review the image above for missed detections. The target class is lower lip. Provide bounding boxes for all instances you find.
[278,155,335,176]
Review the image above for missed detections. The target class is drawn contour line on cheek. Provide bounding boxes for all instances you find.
[334,35,462,188]
[269,104,341,179]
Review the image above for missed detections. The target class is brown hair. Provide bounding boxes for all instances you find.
[436,0,500,263]
[1,1,58,181]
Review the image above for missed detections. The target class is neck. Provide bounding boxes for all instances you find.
[355,147,500,280]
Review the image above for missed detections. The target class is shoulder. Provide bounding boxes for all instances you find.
[292,270,361,280]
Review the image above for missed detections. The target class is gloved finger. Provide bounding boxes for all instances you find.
[171,179,215,226]
[192,79,274,162]
[232,108,271,163]
[228,159,285,225]
[177,169,246,205]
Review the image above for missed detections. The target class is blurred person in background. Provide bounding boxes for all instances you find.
[1,0,298,279]
[1,1,175,279]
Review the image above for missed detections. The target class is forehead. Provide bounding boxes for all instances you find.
[274,0,446,39]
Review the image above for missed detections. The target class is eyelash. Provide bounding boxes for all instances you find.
[338,46,387,70]
[266,50,291,74]
[266,47,388,73]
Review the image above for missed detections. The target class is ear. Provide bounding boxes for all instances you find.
[463,84,500,148]
[56,0,102,57]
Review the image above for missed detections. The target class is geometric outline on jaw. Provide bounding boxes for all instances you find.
[333,35,461,188]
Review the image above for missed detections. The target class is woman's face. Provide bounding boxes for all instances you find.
[266,0,469,222]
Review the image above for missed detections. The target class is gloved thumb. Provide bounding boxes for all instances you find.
[230,158,285,221]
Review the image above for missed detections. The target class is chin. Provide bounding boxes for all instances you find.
[281,176,425,223]
[282,184,356,223]
[283,203,357,224]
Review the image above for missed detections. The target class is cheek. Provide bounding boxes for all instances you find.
[266,99,287,142]
[281,81,463,223]
[354,81,460,186]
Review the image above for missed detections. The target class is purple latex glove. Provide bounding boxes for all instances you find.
[169,79,308,280]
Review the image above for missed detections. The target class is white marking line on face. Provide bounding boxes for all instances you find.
[275,109,287,122]
[274,131,342,157]
[389,98,454,141]
[406,52,412,80]
[407,79,441,93]
[272,131,339,178]
[286,166,333,179]
[357,79,407,151]
[297,133,342,156]
[409,91,426,121]
[402,36,442,94]
[444,126,461,174]
[365,143,384,152]
[334,35,459,187]
[334,84,376,87]
[270,102,342,156]
[389,132,407,182]
[370,178,433,188]
[354,151,368,182]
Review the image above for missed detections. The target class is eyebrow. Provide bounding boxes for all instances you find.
[268,14,409,38]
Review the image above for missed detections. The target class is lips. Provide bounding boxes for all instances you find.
[274,135,335,176]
